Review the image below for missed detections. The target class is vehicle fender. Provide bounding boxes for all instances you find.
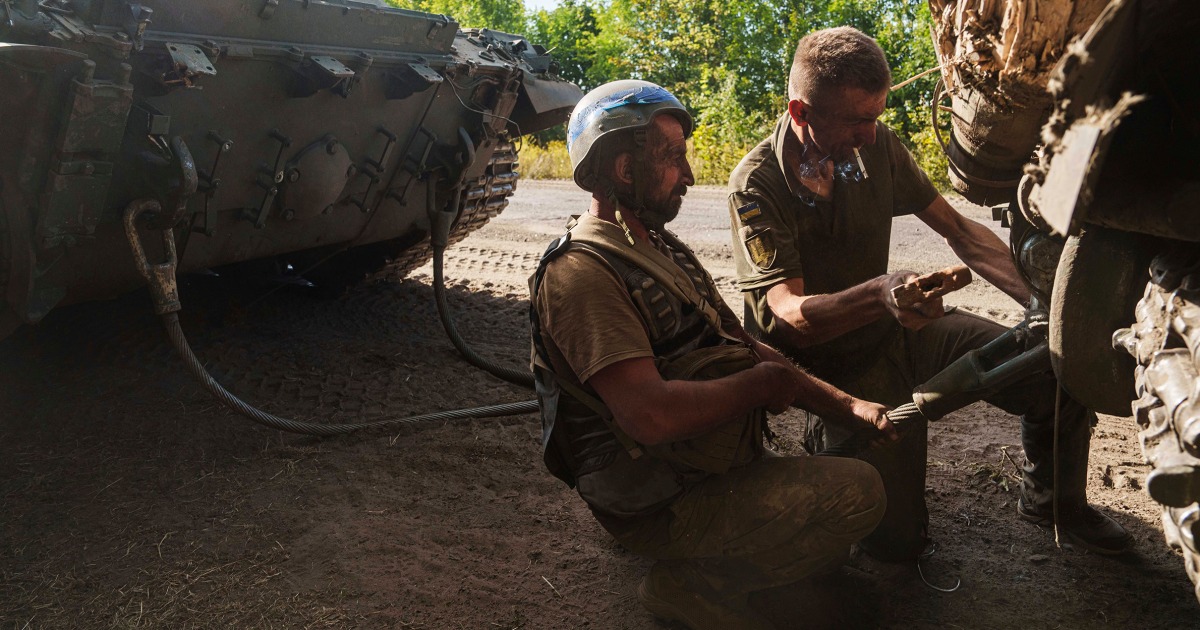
[510,69,584,136]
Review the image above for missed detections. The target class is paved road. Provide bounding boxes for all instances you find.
[493,179,1023,324]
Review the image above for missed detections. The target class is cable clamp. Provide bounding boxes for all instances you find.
[123,199,181,315]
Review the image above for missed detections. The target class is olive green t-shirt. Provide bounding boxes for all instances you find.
[728,114,938,382]
[534,246,653,388]
[533,214,739,390]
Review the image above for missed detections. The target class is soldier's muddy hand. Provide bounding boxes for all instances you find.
[852,398,899,445]
[882,271,944,330]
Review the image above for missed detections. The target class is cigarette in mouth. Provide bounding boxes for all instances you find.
[853,148,869,180]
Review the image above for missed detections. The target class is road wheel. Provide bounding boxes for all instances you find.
[1115,247,1200,601]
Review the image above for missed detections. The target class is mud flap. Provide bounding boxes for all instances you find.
[1049,226,1155,416]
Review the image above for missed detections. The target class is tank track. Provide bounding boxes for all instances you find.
[1115,248,1200,601]
[299,140,519,296]
[388,140,519,278]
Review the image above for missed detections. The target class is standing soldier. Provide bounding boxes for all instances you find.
[530,79,892,629]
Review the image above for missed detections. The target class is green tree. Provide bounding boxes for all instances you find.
[689,68,773,184]
[525,0,602,92]
[574,0,945,185]
[389,0,949,187]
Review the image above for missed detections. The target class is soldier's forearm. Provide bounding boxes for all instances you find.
[785,369,873,431]
[946,220,1031,307]
[766,278,890,348]
[592,357,791,446]
[749,340,877,431]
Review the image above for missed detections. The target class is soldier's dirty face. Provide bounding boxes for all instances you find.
[639,115,694,228]
[792,86,887,161]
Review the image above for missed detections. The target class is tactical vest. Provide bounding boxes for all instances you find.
[529,215,766,518]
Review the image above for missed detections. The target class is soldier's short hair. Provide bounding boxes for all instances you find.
[788,26,891,106]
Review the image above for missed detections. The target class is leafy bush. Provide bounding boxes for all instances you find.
[516,121,952,193]
[688,69,776,186]
[908,124,953,193]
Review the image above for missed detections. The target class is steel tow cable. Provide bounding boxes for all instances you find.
[124,199,537,437]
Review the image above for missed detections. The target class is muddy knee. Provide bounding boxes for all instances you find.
[834,459,887,538]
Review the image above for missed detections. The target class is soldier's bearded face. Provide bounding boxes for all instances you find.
[639,116,694,228]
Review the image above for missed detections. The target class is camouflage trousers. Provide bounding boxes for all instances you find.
[806,308,1094,561]
[595,454,885,600]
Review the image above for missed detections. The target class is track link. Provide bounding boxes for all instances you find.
[1115,248,1200,601]
[387,141,519,278]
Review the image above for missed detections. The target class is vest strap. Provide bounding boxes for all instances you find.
[567,220,742,345]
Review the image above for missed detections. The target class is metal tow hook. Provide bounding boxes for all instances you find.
[912,322,1049,422]
[123,199,182,315]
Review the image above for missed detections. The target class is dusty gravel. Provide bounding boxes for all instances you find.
[1,180,1196,629]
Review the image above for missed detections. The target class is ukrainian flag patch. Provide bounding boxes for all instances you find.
[736,201,762,223]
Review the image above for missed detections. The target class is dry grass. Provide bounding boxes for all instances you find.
[515,137,742,186]
[516,141,571,181]
[2,503,367,629]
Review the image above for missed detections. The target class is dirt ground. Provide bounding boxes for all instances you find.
[2,180,1197,629]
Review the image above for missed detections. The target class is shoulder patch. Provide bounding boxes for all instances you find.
[736,201,762,224]
[743,228,776,271]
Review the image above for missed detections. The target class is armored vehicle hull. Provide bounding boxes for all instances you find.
[0,0,581,337]
[931,0,1200,599]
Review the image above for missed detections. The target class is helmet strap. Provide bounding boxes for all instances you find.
[607,188,636,246]
[599,127,657,244]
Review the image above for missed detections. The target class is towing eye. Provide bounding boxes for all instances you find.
[123,199,536,436]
